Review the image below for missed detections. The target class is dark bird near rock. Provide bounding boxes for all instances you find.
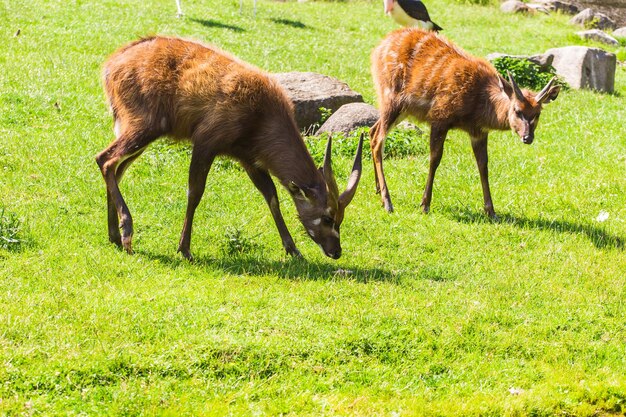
[384,0,443,31]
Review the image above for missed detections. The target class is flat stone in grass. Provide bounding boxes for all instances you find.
[273,72,363,131]
[614,27,626,38]
[576,29,619,46]
[535,0,579,15]
[316,103,379,136]
[501,0,532,13]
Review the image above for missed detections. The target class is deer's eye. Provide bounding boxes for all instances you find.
[322,216,334,226]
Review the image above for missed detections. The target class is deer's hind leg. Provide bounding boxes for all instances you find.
[96,122,159,253]
[177,141,216,262]
[370,103,401,213]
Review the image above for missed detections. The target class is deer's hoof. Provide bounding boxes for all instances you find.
[121,236,133,254]
[109,232,122,247]
[286,246,303,258]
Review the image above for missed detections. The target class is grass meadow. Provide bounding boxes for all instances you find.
[1,0,626,415]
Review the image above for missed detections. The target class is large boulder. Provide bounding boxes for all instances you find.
[544,46,616,92]
[316,103,379,135]
[273,72,363,131]
[576,29,619,46]
[570,8,616,31]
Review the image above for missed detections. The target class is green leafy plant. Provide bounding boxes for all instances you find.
[492,56,568,91]
[584,17,601,30]
[616,47,626,62]
[318,107,333,124]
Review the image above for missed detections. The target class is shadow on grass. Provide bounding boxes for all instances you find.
[189,18,245,32]
[449,208,624,250]
[269,18,308,29]
[138,250,399,283]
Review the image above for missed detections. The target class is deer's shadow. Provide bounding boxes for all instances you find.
[138,250,398,283]
[449,208,624,250]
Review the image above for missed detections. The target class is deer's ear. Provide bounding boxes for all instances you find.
[288,181,307,200]
[287,182,317,202]
[497,75,511,98]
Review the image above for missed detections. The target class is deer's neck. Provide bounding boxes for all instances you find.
[481,80,512,131]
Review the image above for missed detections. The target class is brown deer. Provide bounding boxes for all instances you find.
[96,36,363,260]
[370,28,560,216]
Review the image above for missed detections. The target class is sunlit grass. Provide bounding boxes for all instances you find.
[1,0,625,415]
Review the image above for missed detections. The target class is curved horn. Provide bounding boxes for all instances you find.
[536,76,557,103]
[339,133,364,209]
[323,134,333,176]
[507,70,525,101]
[322,135,339,201]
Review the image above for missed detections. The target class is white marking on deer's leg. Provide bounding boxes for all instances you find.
[114,119,121,138]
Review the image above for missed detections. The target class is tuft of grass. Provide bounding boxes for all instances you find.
[0,207,26,251]
[220,228,260,257]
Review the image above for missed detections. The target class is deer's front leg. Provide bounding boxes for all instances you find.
[470,133,496,218]
[243,165,302,258]
[421,125,448,214]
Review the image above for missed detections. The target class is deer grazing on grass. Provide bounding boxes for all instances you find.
[96,36,363,260]
[370,28,560,216]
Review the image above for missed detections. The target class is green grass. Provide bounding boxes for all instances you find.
[1,0,626,415]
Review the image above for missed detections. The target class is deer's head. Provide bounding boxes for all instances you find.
[502,71,560,145]
[288,134,364,259]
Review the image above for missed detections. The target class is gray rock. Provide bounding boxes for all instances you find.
[570,8,616,31]
[487,53,555,72]
[273,72,363,131]
[316,103,379,136]
[535,0,578,15]
[576,29,619,46]
[545,46,616,92]
[613,27,626,38]
[501,0,531,13]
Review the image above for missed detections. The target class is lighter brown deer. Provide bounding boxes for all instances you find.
[96,36,363,260]
[370,28,560,216]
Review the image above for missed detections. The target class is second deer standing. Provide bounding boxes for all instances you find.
[370,28,560,216]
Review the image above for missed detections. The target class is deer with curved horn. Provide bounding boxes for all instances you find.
[96,36,363,260]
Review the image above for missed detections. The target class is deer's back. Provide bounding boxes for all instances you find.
[372,28,498,124]
[103,36,294,140]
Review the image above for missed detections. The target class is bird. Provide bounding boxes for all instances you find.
[383,0,443,31]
